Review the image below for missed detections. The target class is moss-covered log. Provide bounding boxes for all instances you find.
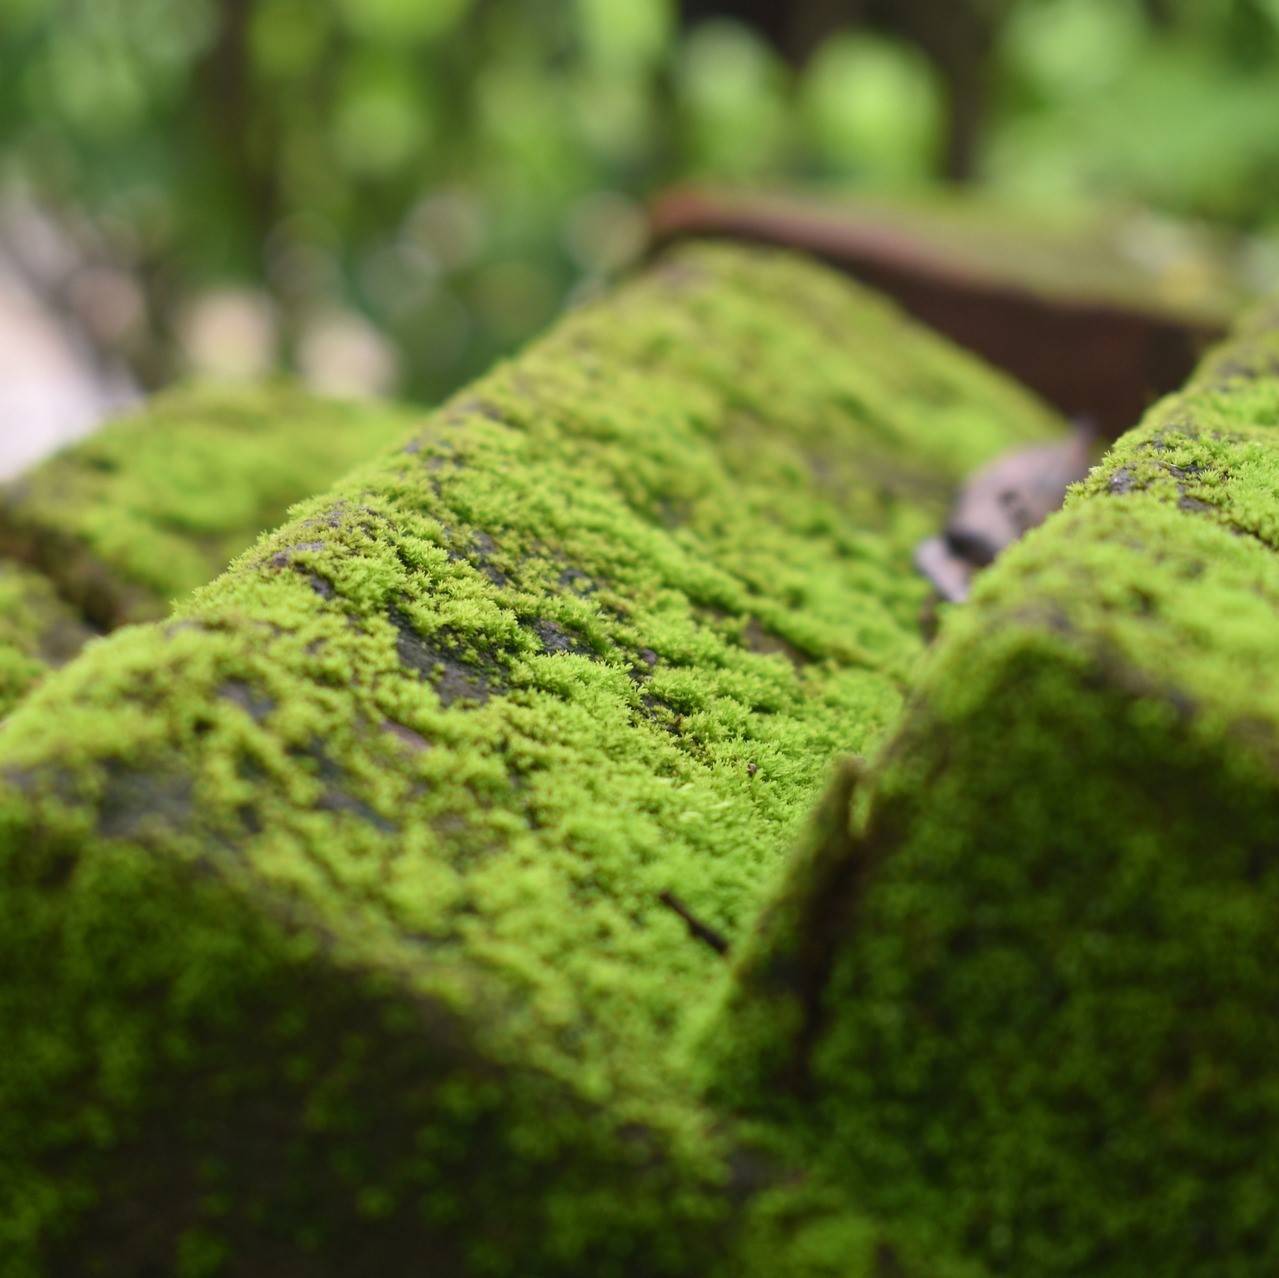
[0,243,1060,1277]
[707,302,1279,1276]
[0,383,421,631]
[651,186,1245,434]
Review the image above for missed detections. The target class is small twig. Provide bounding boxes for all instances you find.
[658,890,730,956]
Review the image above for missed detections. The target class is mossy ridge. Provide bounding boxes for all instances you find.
[0,242,1059,1274]
[1065,321,1279,554]
[706,304,1279,1276]
[0,564,96,717]
[1,836,733,1278]
[0,382,424,629]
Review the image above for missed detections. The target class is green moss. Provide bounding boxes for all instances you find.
[708,305,1279,1276]
[0,382,423,628]
[0,564,95,717]
[0,243,1058,1275]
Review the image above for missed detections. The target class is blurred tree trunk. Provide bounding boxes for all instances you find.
[197,0,278,256]
[679,0,1014,182]
[857,0,1012,183]
[915,5,1005,182]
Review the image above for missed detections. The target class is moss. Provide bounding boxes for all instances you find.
[0,382,423,629]
[0,564,95,717]
[656,188,1238,435]
[0,243,1058,1275]
[707,305,1279,1276]
[660,186,1254,323]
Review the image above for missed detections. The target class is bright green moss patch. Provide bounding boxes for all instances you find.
[0,382,424,628]
[0,564,95,717]
[708,304,1279,1277]
[0,243,1058,1275]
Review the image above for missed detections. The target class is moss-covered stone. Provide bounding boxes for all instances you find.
[0,243,1059,1276]
[0,383,423,629]
[0,564,96,716]
[707,304,1279,1276]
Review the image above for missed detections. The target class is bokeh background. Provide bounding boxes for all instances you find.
[3,0,1279,466]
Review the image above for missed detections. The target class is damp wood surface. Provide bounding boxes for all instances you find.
[0,384,423,714]
[0,243,1061,1277]
[705,300,1279,1278]
[0,382,424,631]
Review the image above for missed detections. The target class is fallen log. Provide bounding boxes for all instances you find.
[707,301,1279,1276]
[0,382,422,631]
[0,243,1060,1276]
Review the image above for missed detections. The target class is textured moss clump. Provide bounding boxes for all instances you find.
[708,306,1279,1276]
[0,383,423,628]
[0,243,1059,1276]
[0,565,95,716]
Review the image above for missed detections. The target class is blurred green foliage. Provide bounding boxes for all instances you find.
[994,0,1279,224]
[1,0,1278,402]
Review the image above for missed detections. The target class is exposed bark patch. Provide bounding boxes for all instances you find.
[425,449,463,473]
[218,680,275,723]
[1108,467,1135,494]
[39,614,98,666]
[236,804,262,834]
[388,607,502,706]
[557,567,597,596]
[626,648,661,691]
[875,1241,906,1278]
[266,541,327,573]
[658,890,730,956]
[1208,355,1279,386]
[638,691,684,737]
[526,617,595,659]
[693,601,734,627]
[1104,444,1279,549]
[98,764,193,842]
[742,617,811,670]
[315,789,397,833]
[438,526,507,586]
[381,721,432,753]
[465,531,507,586]
[724,1144,780,1207]
[444,397,510,428]
[294,742,398,834]
[1178,496,1216,514]
[654,497,692,529]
